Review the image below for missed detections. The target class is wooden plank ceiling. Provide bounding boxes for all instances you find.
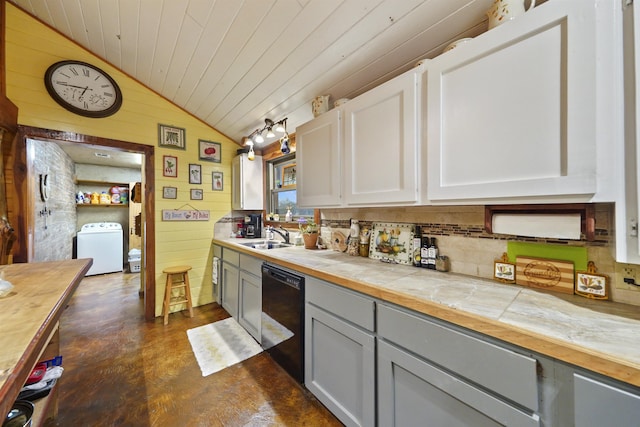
[10,0,497,145]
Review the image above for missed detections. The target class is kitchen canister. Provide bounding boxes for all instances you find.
[486,0,535,30]
[312,95,330,117]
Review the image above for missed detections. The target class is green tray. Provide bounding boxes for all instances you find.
[506,242,588,271]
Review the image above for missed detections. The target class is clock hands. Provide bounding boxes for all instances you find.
[56,82,93,91]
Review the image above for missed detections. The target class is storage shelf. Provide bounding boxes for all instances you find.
[76,204,128,208]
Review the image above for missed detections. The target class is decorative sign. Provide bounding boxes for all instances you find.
[494,253,516,284]
[162,209,209,221]
[516,256,574,294]
[575,261,609,300]
[368,222,415,265]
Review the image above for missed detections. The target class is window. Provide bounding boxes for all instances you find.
[267,154,314,221]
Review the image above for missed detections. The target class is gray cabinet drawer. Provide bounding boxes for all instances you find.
[574,374,640,427]
[378,340,540,427]
[222,247,239,266]
[306,276,375,332]
[378,303,538,412]
[240,253,262,276]
[213,244,222,259]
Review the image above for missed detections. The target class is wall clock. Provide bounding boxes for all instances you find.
[44,60,123,118]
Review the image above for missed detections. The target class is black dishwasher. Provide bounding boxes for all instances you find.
[261,263,305,383]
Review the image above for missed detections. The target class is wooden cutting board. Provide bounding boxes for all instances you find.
[516,256,575,294]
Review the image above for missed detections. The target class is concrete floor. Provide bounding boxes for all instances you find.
[53,271,342,426]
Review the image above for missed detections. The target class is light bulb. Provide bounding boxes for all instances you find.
[255,133,264,143]
[266,128,275,138]
[274,123,285,133]
[248,144,255,161]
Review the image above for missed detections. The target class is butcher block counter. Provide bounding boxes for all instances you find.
[0,259,91,423]
[214,237,640,389]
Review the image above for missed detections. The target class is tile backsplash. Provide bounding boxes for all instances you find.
[319,204,640,307]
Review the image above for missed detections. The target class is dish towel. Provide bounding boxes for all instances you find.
[212,256,219,285]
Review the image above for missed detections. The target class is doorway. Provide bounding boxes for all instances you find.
[12,125,157,321]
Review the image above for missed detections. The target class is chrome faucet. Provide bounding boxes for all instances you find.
[269,226,290,244]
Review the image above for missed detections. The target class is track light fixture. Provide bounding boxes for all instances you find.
[245,117,288,145]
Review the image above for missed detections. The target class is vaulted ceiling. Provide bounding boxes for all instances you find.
[10,0,500,146]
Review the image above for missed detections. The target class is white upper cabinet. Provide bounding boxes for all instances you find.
[425,0,609,203]
[343,69,419,206]
[232,153,263,210]
[297,69,420,208]
[297,109,342,208]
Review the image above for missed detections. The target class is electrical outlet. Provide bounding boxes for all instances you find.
[616,263,640,291]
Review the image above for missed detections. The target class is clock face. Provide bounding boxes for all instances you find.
[44,60,123,118]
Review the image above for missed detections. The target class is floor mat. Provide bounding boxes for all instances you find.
[187,317,262,377]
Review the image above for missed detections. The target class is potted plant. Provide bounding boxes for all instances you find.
[298,218,318,249]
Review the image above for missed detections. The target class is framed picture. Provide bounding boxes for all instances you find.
[158,124,186,150]
[162,186,177,199]
[163,155,178,177]
[189,163,202,184]
[575,261,609,300]
[368,222,415,265]
[212,171,223,191]
[190,189,203,200]
[199,140,221,163]
[283,164,296,188]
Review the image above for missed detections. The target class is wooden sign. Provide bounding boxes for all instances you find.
[575,261,609,300]
[516,256,574,294]
[162,209,210,221]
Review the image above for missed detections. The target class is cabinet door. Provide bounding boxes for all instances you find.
[238,270,261,342]
[305,303,375,427]
[343,69,419,206]
[426,1,597,202]
[221,262,239,319]
[232,154,263,210]
[574,374,640,427]
[296,109,342,208]
[378,340,540,427]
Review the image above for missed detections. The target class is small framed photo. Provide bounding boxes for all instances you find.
[158,124,186,150]
[282,164,296,188]
[190,189,203,200]
[212,171,223,191]
[494,253,516,284]
[199,140,222,163]
[162,186,177,199]
[163,155,178,177]
[189,163,202,184]
[575,262,609,300]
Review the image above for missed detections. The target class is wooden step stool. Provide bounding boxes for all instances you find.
[162,265,193,325]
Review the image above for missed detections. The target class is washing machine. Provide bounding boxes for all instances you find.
[77,222,123,276]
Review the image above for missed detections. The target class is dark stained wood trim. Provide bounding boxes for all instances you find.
[484,204,596,241]
[14,125,156,320]
[1,0,6,95]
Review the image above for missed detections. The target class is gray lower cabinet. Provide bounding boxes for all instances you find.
[305,277,376,427]
[220,248,240,319]
[377,303,541,427]
[574,374,640,427]
[238,254,262,342]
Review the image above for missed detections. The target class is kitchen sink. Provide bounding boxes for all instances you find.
[239,240,293,250]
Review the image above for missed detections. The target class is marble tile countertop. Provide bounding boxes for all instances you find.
[213,237,640,387]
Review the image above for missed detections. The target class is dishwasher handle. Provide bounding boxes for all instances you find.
[262,264,303,290]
